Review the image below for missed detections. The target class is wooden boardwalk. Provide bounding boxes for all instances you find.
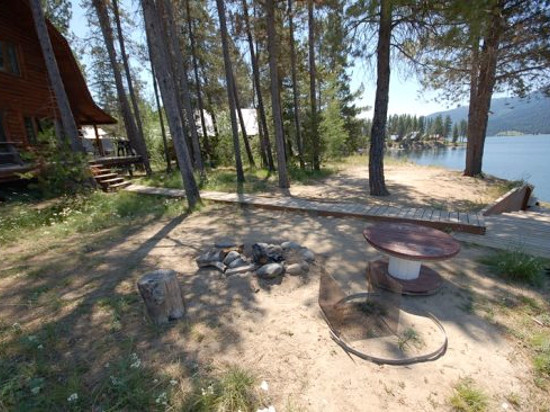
[455,210,550,258]
[125,185,486,234]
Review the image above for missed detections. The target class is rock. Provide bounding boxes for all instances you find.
[199,261,226,273]
[252,243,284,264]
[228,257,248,268]
[300,248,315,262]
[215,240,237,249]
[223,251,241,265]
[281,241,301,250]
[196,249,225,266]
[256,263,284,279]
[285,263,303,276]
[225,264,256,276]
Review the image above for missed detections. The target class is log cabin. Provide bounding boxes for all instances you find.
[0,0,116,182]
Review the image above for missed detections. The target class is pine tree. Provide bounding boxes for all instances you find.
[215,0,245,182]
[142,0,201,207]
[30,0,84,153]
[266,0,289,188]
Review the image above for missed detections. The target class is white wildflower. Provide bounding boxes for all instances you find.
[259,380,269,392]
[31,386,41,395]
[67,393,78,402]
[170,379,178,386]
[129,353,141,369]
[37,344,44,350]
[110,375,121,386]
[207,385,214,395]
[256,407,276,412]
[153,378,159,384]
[155,392,167,405]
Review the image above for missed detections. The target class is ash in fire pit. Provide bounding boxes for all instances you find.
[195,241,315,280]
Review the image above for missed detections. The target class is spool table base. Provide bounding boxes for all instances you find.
[369,259,443,295]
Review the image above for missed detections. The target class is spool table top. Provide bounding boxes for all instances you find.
[363,222,460,261]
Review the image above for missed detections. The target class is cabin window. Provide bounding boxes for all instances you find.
[24,117,37,144]
[0,41,20,76]
[0,113,7,143]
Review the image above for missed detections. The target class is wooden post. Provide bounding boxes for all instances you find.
[94,124,105,157]
[137,269,186,325]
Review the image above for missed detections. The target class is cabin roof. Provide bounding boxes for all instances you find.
[14,0,116,125]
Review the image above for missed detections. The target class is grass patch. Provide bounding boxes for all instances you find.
[479,246,545,284]
[183,366,259,412]
[137,166,336,194]
[449,378,488,412]
[0,191,187,246]
[531,333,550,378]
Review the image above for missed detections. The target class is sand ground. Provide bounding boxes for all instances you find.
[1,164,547,411]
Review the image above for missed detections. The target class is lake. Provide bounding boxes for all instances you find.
[388,134,550,202]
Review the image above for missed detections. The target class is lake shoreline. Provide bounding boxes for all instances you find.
[387,134,550,202]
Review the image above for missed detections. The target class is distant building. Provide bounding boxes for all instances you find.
[198,109,259,137]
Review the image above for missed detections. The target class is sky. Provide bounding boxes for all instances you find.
[70,1,455,118]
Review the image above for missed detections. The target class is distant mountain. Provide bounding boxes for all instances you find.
[426,92,550,135]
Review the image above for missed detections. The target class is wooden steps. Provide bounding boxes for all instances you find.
[90,164,131,192]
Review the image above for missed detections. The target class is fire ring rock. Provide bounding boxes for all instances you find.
[256,263,284,279]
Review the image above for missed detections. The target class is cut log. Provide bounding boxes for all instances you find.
[137,269,186,325]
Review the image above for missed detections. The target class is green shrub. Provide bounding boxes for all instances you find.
[479,246,545,284]
[21,128,93,198]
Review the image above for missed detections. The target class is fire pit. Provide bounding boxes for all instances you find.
[196,241,315,280]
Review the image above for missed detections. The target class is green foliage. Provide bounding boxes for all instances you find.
[479,246,545,284]
[183,367,258,412]
[42,0,72,35]
[0,191,187,245]
[22,128,92,198]
[137,166,336,193]
[449,378,488,412]
[319,87,348,159]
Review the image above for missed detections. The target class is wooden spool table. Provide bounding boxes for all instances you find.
[363,222,460,295]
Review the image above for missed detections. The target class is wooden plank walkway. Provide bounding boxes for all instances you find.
[125,184,486,234]
[455,210,550,258]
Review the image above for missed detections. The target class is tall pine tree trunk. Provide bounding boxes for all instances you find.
[242,0,274,171]
[152,63,171,172]
[233,82,255,167]
[112,0,151,174]
[465,6,503,177]
[185,0,211,166]
[369,0,391,196]
[216,0,245,183]
[160,0,204,177]
[308,0,320,171]
[202,73,221,153]
[92,0,151,173]
[145,29,173,173]
[142,0,200,207]
[29,0,84,153]
[266,0,289,188]
[288,0,305,169]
